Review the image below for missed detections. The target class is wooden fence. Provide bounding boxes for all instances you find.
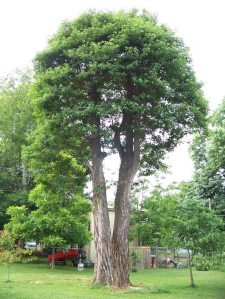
[129,247,189,269]
[129,246,151,269]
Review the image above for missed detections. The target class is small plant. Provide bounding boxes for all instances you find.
[130,251,141,272]
[0,230,36,282]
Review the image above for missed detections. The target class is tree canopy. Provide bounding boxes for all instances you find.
[34,10,207,173]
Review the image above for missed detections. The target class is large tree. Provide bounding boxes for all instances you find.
[33,10,207,287]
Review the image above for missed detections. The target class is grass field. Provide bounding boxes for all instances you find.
[0,262,224,299]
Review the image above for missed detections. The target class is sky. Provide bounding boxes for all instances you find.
[0,0,224,186]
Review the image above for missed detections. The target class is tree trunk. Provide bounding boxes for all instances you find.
[111,159,137,288]
[7,263,10,282]
[51,246,56,270]
[21,163,27,188]
[17,238,24,248]
[89,97,140,288]
[188,249,195,288]
[90,138,113,285]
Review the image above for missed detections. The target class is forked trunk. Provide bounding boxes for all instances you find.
[90,107,140,288]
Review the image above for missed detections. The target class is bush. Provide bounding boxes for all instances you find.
[193,253,225,271]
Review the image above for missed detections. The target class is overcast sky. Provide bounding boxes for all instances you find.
[0,0,224,185]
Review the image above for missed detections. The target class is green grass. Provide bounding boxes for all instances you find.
[0,262,224,299]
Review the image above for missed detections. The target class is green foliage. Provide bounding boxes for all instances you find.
[191,99,225,218]
[33,10,207,175]
[23,113,89,182]
[2,72,91,252]
[130,185,178,247]
[193,253,225,271]
[131,181,224,288]
[0,70,35,229]
[5,154,92,248]
[130,251,141,272]
[4,86,92,248]
[0,230,15,249]
[173,197,224,255]
[193,254,210,271]
[130,181,225,254]
[4,206,28,239]
[0,70,34,154]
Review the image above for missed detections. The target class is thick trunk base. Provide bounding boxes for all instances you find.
[92,243,113,285]
[111,242,130,288]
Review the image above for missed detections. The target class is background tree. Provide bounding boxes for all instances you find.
[33,10,207,287]
[130,185,178,247]
[173,194,224,288]
[191,99,225,218]
[5,151,92,270]
[0,70,35,230]
[0,230,35,282]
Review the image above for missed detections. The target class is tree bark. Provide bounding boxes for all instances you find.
[188,249,195,288]
[17,238,24,249]
[90,88,140,288]
[90,137,113,285]
[110,111,140,288]
[111,159,137,287]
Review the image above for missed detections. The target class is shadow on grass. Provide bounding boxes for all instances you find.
[90,283,170,295]
[128,286,170,295]
[4,280,12,283]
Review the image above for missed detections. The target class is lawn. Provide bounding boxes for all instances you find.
[0,262,224,299]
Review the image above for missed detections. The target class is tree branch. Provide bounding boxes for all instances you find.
[133,116,141,170]
[111,125,125,160]
[87,161,93,175]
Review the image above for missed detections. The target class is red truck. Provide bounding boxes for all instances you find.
[48,249,78,263]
